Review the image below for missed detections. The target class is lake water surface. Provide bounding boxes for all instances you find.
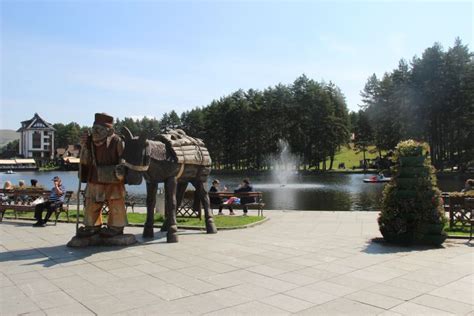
[1,171,467,211]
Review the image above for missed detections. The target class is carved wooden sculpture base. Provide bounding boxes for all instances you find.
[67,234,137,248]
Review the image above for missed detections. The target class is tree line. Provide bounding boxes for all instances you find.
[354,38,473,170]
[115,75,350,171]
[2,38,471,171]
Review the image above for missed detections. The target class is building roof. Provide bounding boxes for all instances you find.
[17,113,56,132]
[56,148,67,156]
[0,159,36,165]
[15,159,36,164]
[64,157,80,164]
[66,145,79,157]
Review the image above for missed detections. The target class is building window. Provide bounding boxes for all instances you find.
[32,132,41,148]
[33,152,41,158]
[44,145,50,150]
[33,122,46,128]
[44,131,49,136]
[43,138,49,143]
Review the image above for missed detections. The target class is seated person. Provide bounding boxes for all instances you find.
[461,179,474,193]
[17,180,29,204]
[1,181,14,203]
[209,179,234,215]
[33,176,65,227]
[234,178,255,216]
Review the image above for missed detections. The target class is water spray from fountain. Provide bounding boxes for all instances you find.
[270,139,300,187]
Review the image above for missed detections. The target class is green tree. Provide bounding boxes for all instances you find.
[358,38,473,171]
[160,110,182,132]
[354,110,373,169]
[0,140,19,158]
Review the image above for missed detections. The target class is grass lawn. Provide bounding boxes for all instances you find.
[326,144,382,170]
[2,210,264,229]
[4,210,470,237]
[444,222,471,238]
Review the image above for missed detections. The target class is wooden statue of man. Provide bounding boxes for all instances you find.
[77,113,127,238]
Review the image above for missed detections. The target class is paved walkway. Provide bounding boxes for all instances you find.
[1,211,473,315]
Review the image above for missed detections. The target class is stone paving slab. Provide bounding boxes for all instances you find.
[0,210,473,315]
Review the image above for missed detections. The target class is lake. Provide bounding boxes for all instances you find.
[1,170,467,211]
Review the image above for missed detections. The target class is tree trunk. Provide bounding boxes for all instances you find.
[363,149,367,170]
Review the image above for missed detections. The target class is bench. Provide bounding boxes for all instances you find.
[0,189,74,225]
[442,193,474,239]
[208,191,265,216]
[125,193,136,213]
[468,198,474,240]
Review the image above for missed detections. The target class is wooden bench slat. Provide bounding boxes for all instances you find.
[0,189,74,224]
[209,191,264,216]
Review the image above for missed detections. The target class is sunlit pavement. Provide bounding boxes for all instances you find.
[1,210,473,315]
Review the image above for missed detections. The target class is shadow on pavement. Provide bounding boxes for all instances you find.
[0,225,193,268]
[361,237,445,254]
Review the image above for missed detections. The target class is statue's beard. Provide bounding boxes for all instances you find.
[92,135,107,146]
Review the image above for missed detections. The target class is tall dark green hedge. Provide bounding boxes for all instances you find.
[378,140,447,246]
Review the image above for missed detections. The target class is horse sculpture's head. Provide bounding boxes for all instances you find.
[120,127,150,185]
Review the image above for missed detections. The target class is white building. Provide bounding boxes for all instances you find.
[17,113,56,159]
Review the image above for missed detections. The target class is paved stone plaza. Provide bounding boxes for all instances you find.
[1,211,473,315]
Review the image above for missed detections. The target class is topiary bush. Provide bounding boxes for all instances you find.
[378,140,447,246]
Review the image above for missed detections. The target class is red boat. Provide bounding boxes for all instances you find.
[363,175,391,183]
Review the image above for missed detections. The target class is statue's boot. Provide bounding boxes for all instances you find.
[206,218,217,234]
[167,225,179,243]
[99,226,124,238]
[77,226,101,238]
[160,220,169,232]
[143,226,154,238]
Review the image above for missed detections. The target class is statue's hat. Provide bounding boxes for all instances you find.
[94,113,114,128]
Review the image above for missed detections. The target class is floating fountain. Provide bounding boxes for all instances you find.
[270,139,300,187]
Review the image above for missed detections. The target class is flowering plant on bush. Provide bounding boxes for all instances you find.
[378,139,447,246]
[395,140,428,156]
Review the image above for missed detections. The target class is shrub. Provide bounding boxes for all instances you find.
[378,140,447,246]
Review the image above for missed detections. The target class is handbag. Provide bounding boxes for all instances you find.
[31,197,45,206]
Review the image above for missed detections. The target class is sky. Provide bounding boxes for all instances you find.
[1,0,472,130]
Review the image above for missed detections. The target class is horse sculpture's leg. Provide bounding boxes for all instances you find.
[193,180,217,234]
[176,182,188,214]
[160,195,169,232]
[143,182,158,238]
[193,190,201,217]
[161,182,186,232]
[165,177,179,243]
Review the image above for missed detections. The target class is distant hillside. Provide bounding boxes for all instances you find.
[0,129,20,147]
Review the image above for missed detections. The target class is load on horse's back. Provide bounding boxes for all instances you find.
[121,127,216,243]
[156,129,210,164]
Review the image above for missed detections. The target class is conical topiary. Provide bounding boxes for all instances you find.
[378,140,447,246]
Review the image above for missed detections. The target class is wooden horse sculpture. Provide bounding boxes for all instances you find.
[120,127,217,243]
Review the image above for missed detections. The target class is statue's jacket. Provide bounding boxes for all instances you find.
[80,134,125,202]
